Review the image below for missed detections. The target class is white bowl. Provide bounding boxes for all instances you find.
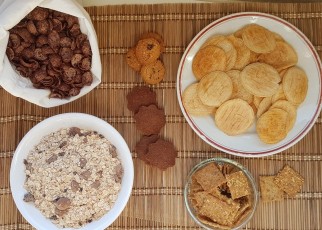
[177,12,322,157]
[10,113,134,230]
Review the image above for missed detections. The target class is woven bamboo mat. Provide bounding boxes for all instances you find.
[1,2,322,230]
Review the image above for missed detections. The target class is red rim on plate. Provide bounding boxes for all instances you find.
[177,12,322,157]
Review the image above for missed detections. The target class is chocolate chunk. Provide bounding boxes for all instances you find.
[80,170,91,180]
[23,193,35,202]
[55,197,71,211]
[46,154,58,164]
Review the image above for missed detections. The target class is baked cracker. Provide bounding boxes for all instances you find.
[193,163,227,191]
[259,176,284,202]
[226,171,251,200]
[274,165,304,197]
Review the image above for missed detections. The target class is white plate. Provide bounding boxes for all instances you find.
[177,12,322,157]
[10,113,134,230]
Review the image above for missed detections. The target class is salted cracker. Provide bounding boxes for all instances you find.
[274,165,304,197]
[259,176,284,202]
[193,163,227,191]
[226,171,251,200]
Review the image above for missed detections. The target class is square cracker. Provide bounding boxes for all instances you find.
[190,177,203,193]
[259,176,284,202]
[193,163,227,191]
[226,171,251,200]
[274,165,304,197]
[197,215,231,230]
[199,193,240,226]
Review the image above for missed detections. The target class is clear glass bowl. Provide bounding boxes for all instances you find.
[184,158,258,230]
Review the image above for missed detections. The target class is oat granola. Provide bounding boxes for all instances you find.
[23,127,123,228]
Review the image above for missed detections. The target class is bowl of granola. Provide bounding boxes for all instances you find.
[10,113,134,230]
[184,158,258,230]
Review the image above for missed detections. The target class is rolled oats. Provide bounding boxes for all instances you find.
[24,127,123,228]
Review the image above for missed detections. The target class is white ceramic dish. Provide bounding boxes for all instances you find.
[177,12,322,157]
[10,113,134,230]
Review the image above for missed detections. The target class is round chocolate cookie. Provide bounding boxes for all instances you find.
[145,139,177,170]
[126,86,157,113]
[135,134,159,163]
[134,104,166,135]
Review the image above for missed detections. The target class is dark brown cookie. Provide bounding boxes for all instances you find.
[126,86,157,113]
[145,139,177,170]
[135,134,159,163]
[134,104,166,135]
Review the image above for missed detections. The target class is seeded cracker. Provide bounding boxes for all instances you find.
[226,171,251,200]
[259,176,284,202]
[193,163,226,191]
[274,165,304,197]
[190,177,203,193]
[199,193,240,226]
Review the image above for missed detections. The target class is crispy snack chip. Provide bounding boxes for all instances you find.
[241,24,276,53]
[256,108,288,144]
[227,70,253,104]
[197,71,233,107]
[202,35,237,71]
[215,99,254,135]
[227,35,251,70]
[182,83,216,116]
[241,63,281,97]
[274,165,304,197]
[192,46,227,80]
[193,163,226,191]
[272,84,286,103]
[271,100,297,132]
[256,96,272,118]
[226,171,251,200]
[259,176,284,202]
[258,41,298,71]
[282,67,308,105]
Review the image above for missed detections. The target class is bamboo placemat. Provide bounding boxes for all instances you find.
[1,2,322,230]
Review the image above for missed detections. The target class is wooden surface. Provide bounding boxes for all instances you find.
[1,2,322,229]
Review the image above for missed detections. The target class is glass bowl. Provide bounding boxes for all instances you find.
[184,158,258,230]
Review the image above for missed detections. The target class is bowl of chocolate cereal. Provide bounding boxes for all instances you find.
[184,158,258,230]
[0,1,101,107]
[10,113,134,230]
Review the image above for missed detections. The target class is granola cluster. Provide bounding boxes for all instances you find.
[23,127,122,228]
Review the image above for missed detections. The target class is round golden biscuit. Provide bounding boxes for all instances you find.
[256,96,272,118]
[192,46,227,80]
[253,96,263,109]
[227,35,251,70]
[215,99,255,135]
[272,84,286,103]
[271,100,297,132]
[182,83,216,116]
[241,63,281,97]
[227,70,253,104]
[197,71,233,107]
[256,108,288,144]
[202,35,237,71]
[126,47,142,72]
[242,24,276,53]
[282,67,308,105]
[140,60,165,85]
[249,102,258,114]
[258,41,298,71]
[135,38,161,65]
[140,32,165,53]
[234,25,251,38]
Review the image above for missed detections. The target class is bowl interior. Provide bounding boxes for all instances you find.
[10,113,134,230]
[184,158,258,230]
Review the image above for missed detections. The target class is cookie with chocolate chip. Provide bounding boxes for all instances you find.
[135,38,161,65]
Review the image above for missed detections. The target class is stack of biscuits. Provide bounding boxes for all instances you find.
[126,32,165,85]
